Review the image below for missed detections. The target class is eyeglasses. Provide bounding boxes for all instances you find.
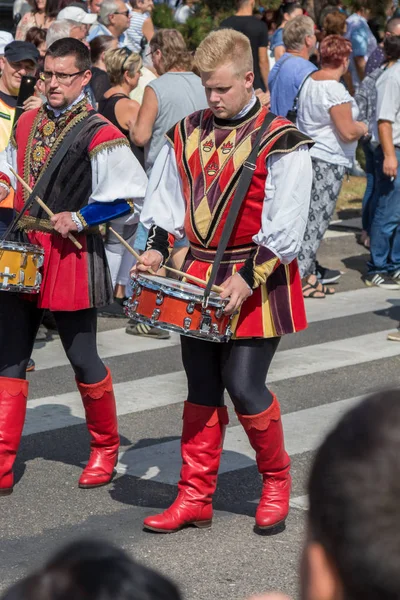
[121,46,132,69]
[42,70,86,83]
[113,10,129,16]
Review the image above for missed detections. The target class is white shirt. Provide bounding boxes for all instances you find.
[373,61,400,148]
[140,138,312,265]
[297,77,359,167]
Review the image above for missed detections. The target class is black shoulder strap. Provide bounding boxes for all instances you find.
[203,110,276,300]
[291,70,315,112]
[4,110,105,239]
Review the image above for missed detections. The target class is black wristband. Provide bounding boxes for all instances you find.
[238,257,255,289]
[146,225,170,264]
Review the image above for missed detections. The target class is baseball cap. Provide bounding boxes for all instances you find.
[4,41,39,64]
[57,6,97,24]
[0,31,14,56]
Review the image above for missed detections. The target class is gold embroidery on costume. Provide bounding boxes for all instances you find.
[88,138,129,159]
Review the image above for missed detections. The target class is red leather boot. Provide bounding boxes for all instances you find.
[143,402,229,533]
[77,368,120,488]
[237,394,291,529]
[0,377,28,495]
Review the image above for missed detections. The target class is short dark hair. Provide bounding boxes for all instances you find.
[0,539,182,600]
[25,26,47,49]
[89,35,115,64]
[308,390,400,600]
[46,38,91,71]
[384,33,400,61]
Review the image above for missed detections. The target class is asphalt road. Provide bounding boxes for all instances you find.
[1,229,399,600]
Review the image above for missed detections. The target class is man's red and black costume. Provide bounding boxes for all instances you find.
[0,97,147,494]
[141,99,313,532]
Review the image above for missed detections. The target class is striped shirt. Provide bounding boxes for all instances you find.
[125,10,148,52]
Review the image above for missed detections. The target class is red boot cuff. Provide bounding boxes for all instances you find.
[0,377,29,399]
[236,394,281,431]
[77,368,113,400]
[183,402,229,427]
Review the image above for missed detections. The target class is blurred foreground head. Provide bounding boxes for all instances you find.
[304,390,400,600]
[1,539,182,600]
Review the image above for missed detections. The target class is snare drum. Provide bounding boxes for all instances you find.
[126,274,233,343]
[0,240,44,293]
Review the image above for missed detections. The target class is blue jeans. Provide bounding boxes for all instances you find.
[361,139,377,234]
[368,146,400,274]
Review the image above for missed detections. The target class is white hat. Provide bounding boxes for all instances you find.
[0,31,14,56]
[56,6,97,24]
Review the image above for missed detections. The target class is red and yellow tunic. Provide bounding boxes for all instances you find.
[149,101,313,338]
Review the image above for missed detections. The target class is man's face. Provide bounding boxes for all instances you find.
[70,23,89,44]
[305,32,317,57]
[44,54,91,110]
[109,0,131,34]
[201,62,254,120]
[0,57,36,95]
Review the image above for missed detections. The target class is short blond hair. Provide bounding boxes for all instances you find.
[104,47,142,85]
[194,29,253,76]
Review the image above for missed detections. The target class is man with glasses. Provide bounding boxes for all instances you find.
[88,0,131,47]
[0,38,147,496]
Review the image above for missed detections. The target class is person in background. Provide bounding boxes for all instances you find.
[46,19,86,46]
[321,10,347,37]
[269,15,317,118]
[88,0,131,46]
[269,2,303,61]
[99,47,144,317]
[297,35,368,298]
[16,0,59,41]
[363,34,400,292]
[0,539,182,600]
[345,0,376,92]
[365,16,400,76]
[56,6,97,42]
[89,34,116,102]
[126,0,154,53]
[0,41,40,153]
[220,0,270,93]
[87,0,103,13]
[174,0,198,24]
[25,26,47,59]
[128,28,207,339]
[0,32,14,58]
[356,22,400,252]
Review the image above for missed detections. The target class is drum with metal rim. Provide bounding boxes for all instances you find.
[126,274,233,343]
[0,240,44,293]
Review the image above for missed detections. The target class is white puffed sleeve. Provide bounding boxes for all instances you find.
[0,146,17,189]
[140,142,186,240]
[90,143,148,221]
[253,145,312,263]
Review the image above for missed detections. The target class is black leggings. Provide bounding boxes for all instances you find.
[0,292,107,384]
[181,335,280,416]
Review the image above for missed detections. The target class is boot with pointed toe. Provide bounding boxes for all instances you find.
[0,377,29,495]
[237,394,291,530]
[143,402,228,533]
[77,368,120,488]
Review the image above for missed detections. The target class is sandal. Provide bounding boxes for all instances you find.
[302,282,325,299]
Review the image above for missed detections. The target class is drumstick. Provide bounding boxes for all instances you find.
[10,168,83,251]
[109,226,224,294]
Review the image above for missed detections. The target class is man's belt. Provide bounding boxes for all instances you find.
[190,243,256,264]
[17,215,100,235]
